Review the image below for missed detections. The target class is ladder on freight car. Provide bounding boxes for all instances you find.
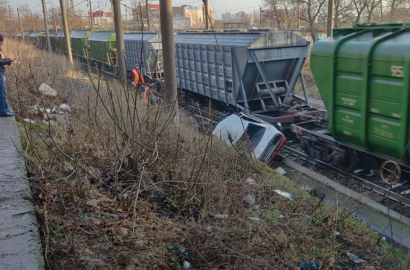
[155,62,163,79]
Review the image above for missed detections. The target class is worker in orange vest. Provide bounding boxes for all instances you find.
[131,64,145,87]
[131,64,158,105]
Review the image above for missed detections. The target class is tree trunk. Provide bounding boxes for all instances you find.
[273,3,282,29]
[310,21,316,42]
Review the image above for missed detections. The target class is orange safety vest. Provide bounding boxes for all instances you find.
[132,69,145,84]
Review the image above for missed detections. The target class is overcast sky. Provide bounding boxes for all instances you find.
[9,0,263,18]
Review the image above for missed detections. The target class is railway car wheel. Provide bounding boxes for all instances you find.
[338,148,358,173]
[379,160,401,185]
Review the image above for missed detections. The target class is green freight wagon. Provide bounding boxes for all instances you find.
[311,23,410,164]
[57,30,72,53]
[29,32,41,46]
[70,30,92,60]
[39,32,58,51]
[17,33,23,42]
[88,31,117,68]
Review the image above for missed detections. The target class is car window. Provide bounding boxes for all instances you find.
[237,123,266,153]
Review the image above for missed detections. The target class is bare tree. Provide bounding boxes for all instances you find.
[365,0,380,22]
[352,0,372,23]
[386,0,408,21]
[334,0,355,27]
[300,0,327,41]
[265,0,299,29]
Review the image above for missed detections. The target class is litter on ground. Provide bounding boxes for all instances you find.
[275,167,287,175]
[274,189,293,201]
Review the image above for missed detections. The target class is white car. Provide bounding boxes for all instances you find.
[213,114,287,164]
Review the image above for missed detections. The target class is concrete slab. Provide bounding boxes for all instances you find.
[0,117,45,270]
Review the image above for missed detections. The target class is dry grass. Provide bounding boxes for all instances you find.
[2,40,404,270]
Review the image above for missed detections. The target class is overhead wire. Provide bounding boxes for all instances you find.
[46,0,91,21]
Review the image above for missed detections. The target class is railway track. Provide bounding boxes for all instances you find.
[184,96,410,223]
[80,63,410,224]
[280,142,410,220]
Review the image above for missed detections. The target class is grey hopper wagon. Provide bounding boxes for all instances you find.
[174,30,310,115]
[124,32,163,78]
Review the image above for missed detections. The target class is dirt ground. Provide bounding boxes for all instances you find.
[3,40,407,270]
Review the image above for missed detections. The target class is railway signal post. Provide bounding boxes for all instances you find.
[159,0,178,113]
[112,0,127,85]
[59,0,73,66]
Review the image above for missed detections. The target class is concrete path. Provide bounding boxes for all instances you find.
[0,117,44,270]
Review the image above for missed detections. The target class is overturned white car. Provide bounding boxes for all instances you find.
[213,114,287,165]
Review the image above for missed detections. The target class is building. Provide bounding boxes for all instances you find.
[172,5,214,29]
[173,17,192,31]
[92,11,114,28]
[233,11,250,23]
[222,12,232,22]
[131,3,214,30]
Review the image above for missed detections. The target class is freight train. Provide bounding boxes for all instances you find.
[13,23,409,183]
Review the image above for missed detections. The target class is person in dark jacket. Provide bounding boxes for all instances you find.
[0,34,16,117]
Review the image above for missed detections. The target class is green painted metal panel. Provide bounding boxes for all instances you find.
[311,23,410,163]
[29,32,41,46]
[88,31,116,65]
[57,31,72,53]
[70,30,92,59]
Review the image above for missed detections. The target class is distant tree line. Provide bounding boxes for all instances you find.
[262,0,410,41]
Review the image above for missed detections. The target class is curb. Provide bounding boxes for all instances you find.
[0,117,45,270]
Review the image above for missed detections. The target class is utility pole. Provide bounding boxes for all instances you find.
[1,20,5,34]
[146,0,150,31]
[70,0,75,16]
[203,0,209,30]
[327,0,334,37]
[125,8,128,31]
[59,0,73,66]
[8,6,13,34]
[31,13,36,31]
[259,7,262,27]
[297,0,301,30]
[159,0,178,111]
[89,0,93,30]
[41,0,52,52]
[17,8,24,40]
[53,9,58,33]
[112,0,127,85]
